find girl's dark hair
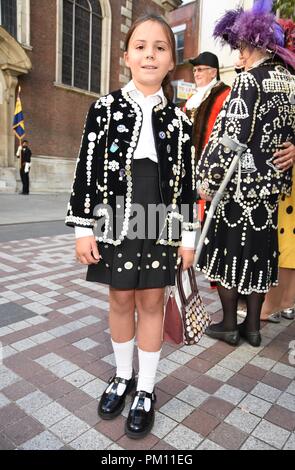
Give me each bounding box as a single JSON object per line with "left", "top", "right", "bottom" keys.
{"left": 124, "top": 14, "right": 176, "bottom": 102}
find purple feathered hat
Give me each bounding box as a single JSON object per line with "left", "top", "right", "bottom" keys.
{"left": 213, "top": 0, "right": 295, "bottom": 69}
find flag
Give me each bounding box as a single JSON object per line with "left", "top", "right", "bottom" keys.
{"left": 13, "top": 87, "right": 25, "bottom": 140}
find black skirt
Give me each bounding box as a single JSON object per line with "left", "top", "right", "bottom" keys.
{"left": 87, "top": 159, "right": 178, "bottom": 289}
{"left": 195, "top": 195, "right": 279, "bottom": 295}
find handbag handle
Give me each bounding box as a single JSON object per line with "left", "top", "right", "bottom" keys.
{"left": 176, "top": 262, "right": 198, "bottom": 305}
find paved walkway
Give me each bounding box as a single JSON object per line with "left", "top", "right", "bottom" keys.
{"left": 0, "top": 193, "right": 69, "bottom": 225}
{"left": 0, "top": 233, "right": 295, "bottom": 450}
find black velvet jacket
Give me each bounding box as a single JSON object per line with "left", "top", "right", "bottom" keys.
{"left": 66, "top": 89, "right": 198, "bottom": 246}
{"left": 197, "top": 61, "right": 294, "bottom": 201}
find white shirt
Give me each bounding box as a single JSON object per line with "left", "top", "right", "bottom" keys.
{"left": 75, "top": 81, "right": 196, "bottom": 248}
{"left": 123, "top": 80, "right": 165, "bottom": 163}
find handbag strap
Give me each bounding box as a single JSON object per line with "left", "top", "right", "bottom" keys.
{"left": 176, "top": 264, "right": 186, "bottom": 305}
{"left": 188, "top": 265, "right": 198, "bottom": 294}
{"left": 176, "top": 262, "right": 198, "bottom": 304}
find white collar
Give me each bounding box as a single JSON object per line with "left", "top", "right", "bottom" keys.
{"left": 186, "top": 78, "right": 218, "bottom": 110}
{"left": 123, "top": 80, "right": 165, "bottom": 102}
{"left": 247, "top": 55, "right": 270, "bottom": 71}
{"left": 196, "top": 77, "right": 217, "bottom": 94}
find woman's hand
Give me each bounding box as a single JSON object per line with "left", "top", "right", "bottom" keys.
{"left": 178, "top": 247, "right": 195, "bottom": 271}
{"left": 274, "top": 142, "right": 295, "bottom": 171}
{"left": 198, "top": 189, "right": 212, "bottom": 202}
{"left": 75, "top": 236, "right": 101, "bottom": 265}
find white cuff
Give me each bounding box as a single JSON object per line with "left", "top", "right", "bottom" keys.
{"left": 24, "top": 162, "right": 31, "bottom": 173}
{"left": 181, "top": 230, "right": 196, "bottom": 249}
{"left": 75, "top": 226, "right": 94, "bottom": 239}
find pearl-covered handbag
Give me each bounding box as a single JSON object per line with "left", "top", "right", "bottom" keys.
{"left": 163, "top": 264, "right": 211, "bottom": 345}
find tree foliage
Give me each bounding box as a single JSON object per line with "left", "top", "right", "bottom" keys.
{"left": 274, "top": 0, "right": 295, "bottom": 20}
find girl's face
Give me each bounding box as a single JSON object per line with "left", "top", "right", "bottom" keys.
{"left": 124, "top": 20, "right": 174, "bottom": 95}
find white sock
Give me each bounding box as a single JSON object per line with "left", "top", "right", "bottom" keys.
{"left": 111, "top": 337, "right": 134, "bottom": 380}
{"left": 108, "top": 337, "right": 135, "bottom": 397}
{"left": 137, "top": 347, "right": 161, "bottom": 394}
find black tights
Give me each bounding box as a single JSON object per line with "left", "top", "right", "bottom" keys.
{"left": 244, "top": 291, "right": 265, "bottom": 331}
{"left": 212, "top": 285, "right": 265, "bottom": 332}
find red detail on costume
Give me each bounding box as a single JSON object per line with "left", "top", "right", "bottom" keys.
{"left": 204, "top": 88, "right": 231, "bottom": 147}
{"left": 198, "top": 199, "right": 206, "bottom": 222}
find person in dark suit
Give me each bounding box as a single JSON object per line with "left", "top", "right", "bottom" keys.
{"left": 17, "top": 139, "right": 32, "bottom": 194}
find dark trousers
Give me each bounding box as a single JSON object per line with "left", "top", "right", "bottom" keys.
{"left": 20, "top": 168, "right": 30, "bottom": 194}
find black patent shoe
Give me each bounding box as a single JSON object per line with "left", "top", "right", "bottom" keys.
{"left": 205, "top": 325, "right": 240, "bottom": 346}
{"left": 98, "top": 372, "right": 136, "bottom": 420}
{"left": 125, "top": 390, "right": 156, "bottom": 439}
{"left": 238, "top": 323, "right": 261, "bottom": 347}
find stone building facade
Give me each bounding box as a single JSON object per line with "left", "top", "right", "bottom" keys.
{"left": 0, "top": 0, "right": 181, "bottom": 193}
{"left": 169, "top": 0, "right": 200, "bottom": 91}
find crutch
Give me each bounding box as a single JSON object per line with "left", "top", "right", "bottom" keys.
{"left": 194, "top": 135, "right": 247, "bottom": 266}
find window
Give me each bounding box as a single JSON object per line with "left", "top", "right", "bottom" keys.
{"left": 175, "top": 31, "right": 185, "bottom": 65}
{"left": 0, "top": 0, "right": 17, "bottom": 39}
{"left": 62, "top": 0, "right": 102, "bottom": 93}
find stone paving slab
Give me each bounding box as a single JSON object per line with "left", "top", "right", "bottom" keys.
{"left": 0, "top": 233, "right": 294, "bottom": 450}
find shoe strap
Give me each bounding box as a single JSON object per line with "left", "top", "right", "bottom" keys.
{"left": 134, "top": 390, "right": 156, "bottom": 401}
{"left": 108, "top": 375, "right": 131, "bottom": 386}
{"left": 105, "top": 375, "right": 132, "bottom": 395}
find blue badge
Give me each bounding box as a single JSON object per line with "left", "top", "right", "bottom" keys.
{"left": 119, "top": 168, "right": 126, "bottom": 179}
{"left": 159, "top": 131, "right": 166, "bottom": 140}
{"left": 110, "top": 142, "right": 119, "bottom": 153}
{"left": 117, "top": 125, "right": 127, "bottom": 133}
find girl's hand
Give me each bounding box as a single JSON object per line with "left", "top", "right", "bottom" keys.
{"left": 274, "top": 142, "right": 295, "bottom": 171}
{"left": 75, "top": 236, "right": 101, "bottom": 265}
{"left": 178, "top": 247, "right": 195, "bottom": 271}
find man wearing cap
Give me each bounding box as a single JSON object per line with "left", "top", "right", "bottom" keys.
{"left": 185, "top": 51, "right": 230, "bottom": 162}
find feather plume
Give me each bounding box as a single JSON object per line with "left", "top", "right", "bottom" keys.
{"left": 213, "top": 0, "right": 294, "bottom": 68}
{"left": 234, "top": 11, "right": 285, "bottom": 49}
{"left": 252, "top": 0, "right": 274, "bottom": 15}
{"left": 213, "top": 8, "right": 243, "bottom": 47}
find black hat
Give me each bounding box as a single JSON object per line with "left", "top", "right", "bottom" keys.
{"left": 189, "top": 52, "right": 220, "bottom": 80}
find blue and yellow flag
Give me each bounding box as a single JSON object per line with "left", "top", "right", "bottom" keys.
{"left": 13, "top": 87, "right": 25, "bottom": 140}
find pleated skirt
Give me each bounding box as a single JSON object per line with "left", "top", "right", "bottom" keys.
{"left": 87, "top": 159, "right": 178, "bottom": 289}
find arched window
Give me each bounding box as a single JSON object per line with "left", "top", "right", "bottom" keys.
{"left": 62, "top": 0, "right": 102, "bottom": 93}
{"left": 0, "top": 0, "right": 17, "bottom": 39}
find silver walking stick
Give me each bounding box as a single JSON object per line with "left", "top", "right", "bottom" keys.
{"left": 194, "top": 135, "right": 247, "bottom": 266}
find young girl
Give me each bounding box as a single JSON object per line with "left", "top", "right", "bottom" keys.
{"left": 66, "top": 14, "right": 197, "bottom": 439}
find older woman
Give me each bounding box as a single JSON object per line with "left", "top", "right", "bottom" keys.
{"left": 196, "top": 0, "right": 295, "bottom": 347}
